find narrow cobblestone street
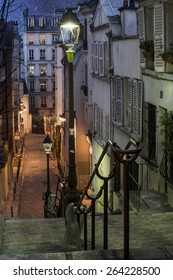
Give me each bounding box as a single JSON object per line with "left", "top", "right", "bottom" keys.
{"left": 4, "top": 134, "right": 58, "bottom": 219}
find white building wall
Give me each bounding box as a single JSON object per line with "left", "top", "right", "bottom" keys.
{"left": 113, "top": 38, "right": 140, "bottom": 79}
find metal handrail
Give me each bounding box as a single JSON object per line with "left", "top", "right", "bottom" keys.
{"left": 59, "top": 138, "right": 142, "bottom": 259}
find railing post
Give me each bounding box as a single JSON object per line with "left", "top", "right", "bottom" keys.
{"left": 113, "top": 140, "right": 142, "bottom": 260}
{"left": 103, "top": 179, "right": 108, "bottom": 249}
{"left": 91, "top": 200, "right": 95, "bottom": 250}
{"left": 123, "top": 159, "right": 130, "bottom": 260}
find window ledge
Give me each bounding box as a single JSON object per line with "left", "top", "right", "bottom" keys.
{"left": 142, "top": 68, "right": 173, "bottom": 81}
{"left": 112, "top": 121, "right": 141, "bottom": 142}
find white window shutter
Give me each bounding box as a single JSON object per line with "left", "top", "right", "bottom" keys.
{"left": 132, "top": 79, "right": 138, "bottom": 135}
{"left": 91, "top": 42, "right": 94, "bottom": 73}
{"left": 112, "top": 76, "right": 116, "bottom": 121}
{"left": 128, "top": 78, "right": 133, "bottom": 130}
{"left": 95, "top": 42, "right": 99, "bottom": 74}
{"left": 104, "top": 42, "right": 109, "bottom": 76}
{"left": 116, "top": 76, "right": 123, "bottom": 125}
{"left": 99, "top": 42, "right": 104, "bottom": 76}
{"left": 138, "top": 8, "right": 146, "bottom": 68}
{"left": 154, "top": 3, "right": 165, "bottom": 72}
{"left": 132, "top": 79, "right": 143, "bottom": 139}
{"left": 137, "top": 80, "right": 143, "bottom": 138}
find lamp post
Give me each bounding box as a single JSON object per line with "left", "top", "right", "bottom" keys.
{"left": 43, "top": 134, "right": 52, "bottom": 217}
{"left": 60, "top": 9, "right": 80, "bottom": 205}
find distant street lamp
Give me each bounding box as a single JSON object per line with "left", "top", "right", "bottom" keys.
{"left": 60, "top": 9, "right": 80, "bottom": 205}
{"left": 43, "top": 134, "right": 52, "bottom": 217}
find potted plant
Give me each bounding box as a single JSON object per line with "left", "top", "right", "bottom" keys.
{"left": 139, "top": 40, "right": 154, "bottom": 61}
{"left": 159, "top": 44, "right": 173, "bottom": 64}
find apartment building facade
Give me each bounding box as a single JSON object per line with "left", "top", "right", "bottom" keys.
{"left": 81, "top": 0, "right": 173, "bottom": 211}
{"left": 23, "top": 9, "right": 61, "bottom": 132}
{"left": 138, "top": 0, "right": 173, "bottom": 207}
{"left": 0, "top": 20, "right": 25, "bottom": 211}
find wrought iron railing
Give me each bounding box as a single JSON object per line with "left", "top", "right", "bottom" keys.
{"left": 56, "top": 139, "right": 141, "bottom": 259}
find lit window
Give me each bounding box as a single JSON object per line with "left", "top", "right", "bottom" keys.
{"left": 29, "top": 65, "right": 34, "bottom": 76}
{"left": 29, "top": 34, "right": 34, "bottom": 45}
{"left": 40, "top": 65, "right": 46, "bottom": 76}
{"left": 39, "top": 17, "right": 46, "bottom": 27}
{"left": 40, "top": 34, "right": 45, "bottom": 44}
{"left": 28, "top": 17, "right": 34, "bottom": 27}
{"left": 40, "top": 81, "right": 46, "bottom": 91}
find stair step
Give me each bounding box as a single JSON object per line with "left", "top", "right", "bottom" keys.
{"left": 1, "top": 217, "right": 66, "bottom": 255}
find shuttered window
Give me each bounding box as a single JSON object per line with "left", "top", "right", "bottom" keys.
{"left": 138, "top": 8, "right": 146, "bottom": 67}
{"left": 91, "top": 42, "right": 98, "bottom": 74}
{"left": 112, "top": 77, "right": 116, "bottom": 121}
{"left": 132, "top": 79, "right": 143, "bottom": 138}
{"left": 94, "top": 42, "right": 99, "bottom": 74}
{"left": 113, "top": 77, "right": 143, "bottom": 139}
{"left": 112, "top": 76, "right": 123, "bottom": 125}
{"left": 133, "top": 79, "right": 138, "bottom": 135}
{"left": 115, "top": 76, "right": 123, "bottom": 125}
{"left": 104, "top": 42, "right": 109, "bottom": 76}
{"left": 99, "top": 42, "right": 104, "bottom": 76}
{"left": 92, "top": 40, "right": 109, "bottom": 77}
{"left": 128, "top": 79, "right": 133, "bottom": 129}
{"left": 91, "top": 42, "right": 94, "bottom": 73}
{"left": 154, "top": 3, "right": 165, "bottom": 72}
{"left": 127, "top": 79, "right": 143, "bottom": 139}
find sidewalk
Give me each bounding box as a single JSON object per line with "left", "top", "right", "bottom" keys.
{"left": 4, "top": 134, "right": 58, "bottom": 219}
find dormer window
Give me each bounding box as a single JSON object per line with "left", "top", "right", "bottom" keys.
{"left": 28, "top": 17, "right": 34, "bottom": 28}
{"left": 39, "top": 17, "right": 46, "bottom": 27}
{"left": 51, "top": 17, "right": 57, "bottom": 26}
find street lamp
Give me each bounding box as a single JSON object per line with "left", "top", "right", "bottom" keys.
{"left": 43, "top": 134, "right": 52, "bottom": 216}
{"left": 60, "top": 9, "right": 80, "bottom": 204}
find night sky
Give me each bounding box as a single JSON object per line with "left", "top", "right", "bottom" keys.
{"left": 0, "top": 0, "right": 91, "bottom": 33}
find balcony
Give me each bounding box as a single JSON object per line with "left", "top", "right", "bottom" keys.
{"left": 40, "top": 40, "right": 46, "bottom": 45}
{"left": 40, "top": 72, "right": 46, "bottom": 76}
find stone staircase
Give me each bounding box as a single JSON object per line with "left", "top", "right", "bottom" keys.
{"left": 0, "top": 215, "right": 66, "bottom": 257}
{"left": 1, "top": 209, "right": 173, "bottom": 260}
